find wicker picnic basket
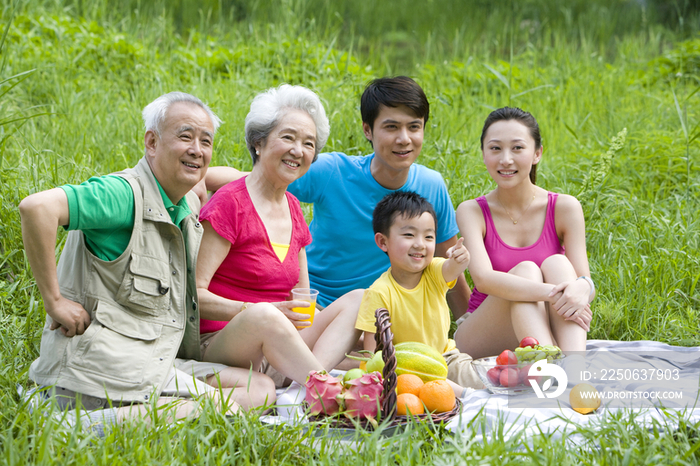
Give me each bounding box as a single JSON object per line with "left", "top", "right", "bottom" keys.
{"left": 307, "top": 307, "right": 462, "bottom": 429}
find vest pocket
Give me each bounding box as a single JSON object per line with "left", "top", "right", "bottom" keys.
{"left": 116, "top": 254, "right": 171, "bottom": 316}
{"left": 69, "top": 300, "right": 163, "bottom": 384}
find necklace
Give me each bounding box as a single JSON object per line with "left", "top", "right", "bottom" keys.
{"left": 497, "top": 190, "right": 536, "bottom": 225}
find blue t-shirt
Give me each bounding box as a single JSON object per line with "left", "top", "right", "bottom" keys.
{"left": 288, "top": 152, "right": 458, "bottom": 307}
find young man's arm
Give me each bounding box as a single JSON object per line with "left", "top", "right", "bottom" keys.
{"left": 436, "top": 235, "right": 471, "bottom": 319}
{"left": 19, "top": 189, "right": 91, "bottom": 337}
{"left": 204, "top": 166, "right": 248, "bottom": 193}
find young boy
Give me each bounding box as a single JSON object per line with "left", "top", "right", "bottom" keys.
{"left": 355, "top": 191, "right": 484, "bottom": 396}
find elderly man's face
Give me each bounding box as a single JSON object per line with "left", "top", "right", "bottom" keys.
{"left": 145, "top": 102, "right": 214, "bottom": 203}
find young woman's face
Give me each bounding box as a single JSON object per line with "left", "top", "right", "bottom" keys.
{"left": 482, "top": 119, "right": 542, "bottom": 187}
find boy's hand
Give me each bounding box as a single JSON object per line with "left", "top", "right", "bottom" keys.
{"left": 445, "top": 237, "right": 469, "bottom": 265}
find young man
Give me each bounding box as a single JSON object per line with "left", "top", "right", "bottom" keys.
{"left": 205, "top": 76, "right": 470, "bottom": 316}
{"left": 19, "top": 92, "right": 275, "bottom": 434}
{"left": 355, "top": 191, "right": 483, "bottom": 396}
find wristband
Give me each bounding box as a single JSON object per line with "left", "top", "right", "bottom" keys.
{"left": 577, "top": 276, "right": 595, "bottom": 302}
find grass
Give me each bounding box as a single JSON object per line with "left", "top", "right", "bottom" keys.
{"left": 1, "top": 0, "right": 700, "bottom": 463}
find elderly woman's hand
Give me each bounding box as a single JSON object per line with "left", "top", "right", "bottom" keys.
{"left": 271, "top": 300, "right": 313, "bottom": 329}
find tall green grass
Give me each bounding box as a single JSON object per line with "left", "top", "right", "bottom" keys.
{"left": 1, "top": 0, "right": 699, "bottom": 463}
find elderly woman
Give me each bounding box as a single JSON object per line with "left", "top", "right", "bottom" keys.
{"left": 196, "top": 85, "right": 362, "bottom": 389}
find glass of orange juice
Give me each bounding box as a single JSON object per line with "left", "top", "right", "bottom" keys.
{"left": 291, "top": 288, "right": 319, "bottom": 327}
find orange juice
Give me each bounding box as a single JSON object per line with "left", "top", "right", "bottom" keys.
{"left": 291, "top": 300, "right": 316, "bottom": 325}
{"left": 291, "top": 288, "right": 319, "bottom": 327}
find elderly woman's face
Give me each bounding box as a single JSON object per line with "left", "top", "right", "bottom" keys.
{"left": 255, "top": 109, "right": 317, "bottom": 185}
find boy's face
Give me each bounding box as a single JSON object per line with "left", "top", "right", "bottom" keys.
{"left": 376, "top": 212, "right": 436, "bottom": 279}
{"left": 363, "top": 105, "right": 424, "bottom": 175}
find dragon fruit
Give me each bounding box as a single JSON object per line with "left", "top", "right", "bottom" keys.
{"left": 304, "top": 370, "right": 343, "bottom": 415}
{"left": 340, "top": 371, "right": 384, "bottom": 420}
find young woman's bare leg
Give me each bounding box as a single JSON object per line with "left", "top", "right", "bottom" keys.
{"left": 455, "top": 261, "right": 553, "bottom": 359}
{"left": 540, "top": 254, "right": 587, "bottom": 351}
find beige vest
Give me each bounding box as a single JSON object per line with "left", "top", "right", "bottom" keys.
{"left": 29, "top": 157, "right": 203, "bottom": 402}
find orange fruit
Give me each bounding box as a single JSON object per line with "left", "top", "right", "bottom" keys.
{"left": 419, "top": 380, "right": 456, "bottom": 413}
{"left": 396, "top": 393, "right": 425, "bottom": 415}
{"left": 396, "top": 374, "right": 424, "bottom": 396}
{"left": 569, "top": 383, "right": 601, "bottom": 414}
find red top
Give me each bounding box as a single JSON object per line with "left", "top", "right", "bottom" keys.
{"left": 199, "top": 177, "right": 313, "bottom": 333}
{"left": 468, "top": 192, "right": 565, "bottom": 313}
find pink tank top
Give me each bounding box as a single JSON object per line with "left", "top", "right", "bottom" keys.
{"left": 467, "top": 192, "right": 565, "bottom": 313}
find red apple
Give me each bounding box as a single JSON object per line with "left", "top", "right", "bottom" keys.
{"left": 520, "top": 364, "right": 542, "bottom": 385}
{"left": 519, "top": 337, "right": 539, "bottom": 348}
{"left": 499, "top": 368, "right": 519, "bottom": 387}
{"left": 487, "top": 367, "right": 502, "bottom": 386}
{"left": 496, "top": 349, "right": 518, "bottom": 366}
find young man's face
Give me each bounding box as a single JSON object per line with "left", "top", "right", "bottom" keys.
{"left": 376, "top": 212, "right": 436, "bottom": 281}
{"left": 363, "top": 105, "right": 424, "bottom": 175}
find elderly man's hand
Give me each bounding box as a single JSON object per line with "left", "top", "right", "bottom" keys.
{"left": 46, "top": 297, "right": 92, "bottom": 337}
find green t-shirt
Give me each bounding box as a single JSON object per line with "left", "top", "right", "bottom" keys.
{"left": 61, "top": 174, "right": 191, "bottom": 261}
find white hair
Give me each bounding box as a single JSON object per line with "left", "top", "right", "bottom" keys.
{"left": 142, "top": 92, "right": 221, "bottom": 135}
{"left": 244, "top": 84, "right": 330, "bottom": 164}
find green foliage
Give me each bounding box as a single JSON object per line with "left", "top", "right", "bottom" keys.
{"left": 579, "top": 127, "right": 627, "bottom": 203}
{"left": 1, "top": 0, "right": 700, "bottom": 462}
{"left": 650, "top": 35, "right": 700, "bottom": 84}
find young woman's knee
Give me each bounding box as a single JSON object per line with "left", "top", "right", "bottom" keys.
{"left": 540, "top": 254, "right": 576, "bottom": 280}
{"left": 509, "top": 260, "right": 543, "bottom": 281}
{"left": 541, "top": 254, "right": 572, "bottom": 270}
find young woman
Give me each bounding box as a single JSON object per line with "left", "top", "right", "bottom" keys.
{"left": 454, "top": 107, "right": 593, "bottom": 359}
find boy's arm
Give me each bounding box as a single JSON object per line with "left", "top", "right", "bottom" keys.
{"left": 436, "top": 236, "right": 471, "bottom": 318}
{"left": 441, "top": 237, "right": 470, "bottom": 282}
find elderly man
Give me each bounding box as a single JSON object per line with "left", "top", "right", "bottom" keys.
{"left": 19, "top": 92, "right": 275, "bottom": 433}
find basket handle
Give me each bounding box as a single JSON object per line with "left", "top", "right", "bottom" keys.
{"left": 374, "top": 307, "right": 397, "bottom": 420}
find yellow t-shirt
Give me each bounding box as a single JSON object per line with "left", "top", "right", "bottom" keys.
{"left": 355, "top": 257, "right": 457, "bottom": 353}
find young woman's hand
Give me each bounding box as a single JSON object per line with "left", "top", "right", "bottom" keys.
{"left": 570, "top": 305, "right": 592, "bottom": 331}
{"left": 548, "top": 279, "right": 592, "bottom": 328}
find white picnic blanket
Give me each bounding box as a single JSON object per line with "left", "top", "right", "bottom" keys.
{"left": 266, "top": 340, "right": 700, "bottom": 440}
